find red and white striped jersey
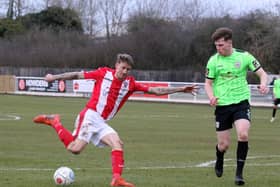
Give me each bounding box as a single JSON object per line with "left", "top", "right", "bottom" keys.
{"left": 84, "top": 67, "right": 149, "bottom": 120}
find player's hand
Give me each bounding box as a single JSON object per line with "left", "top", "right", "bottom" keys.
{"left": 45, "top": 74, "right": 55, "bottom": 82}
{"left": 258, "top": 84, "right": 269, "bottom": 95}
{"left": 209, "top": 97, "right": 218, "bottom": 106}
{"left": 183, "top": 84, "right": 199, "bottom": 96}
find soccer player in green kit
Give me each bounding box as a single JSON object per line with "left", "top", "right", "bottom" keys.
{"left": 271, "top": 78, "right": 280, "bottom": 122}
{"left": 205, "top": 27, "right": 269, "bottom": 185}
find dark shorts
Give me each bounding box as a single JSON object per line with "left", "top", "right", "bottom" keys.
{"left": 274, "top": 98, "right": 280, "bottom": 106}
{"left": 215, "top": 100, "right": 251, "bottom": 131}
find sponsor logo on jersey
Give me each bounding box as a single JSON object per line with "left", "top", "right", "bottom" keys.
{"left": 123, "top": 80, "right": 129, "bottom": 88}
{"left": 235, "top": 62, "right": 241, "bottom": 68}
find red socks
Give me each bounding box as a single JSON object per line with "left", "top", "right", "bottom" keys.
{"left": 52, "top": 122, "right": 74, "bottom": 147}
{"left": 111, "top": 150, "right": 124, "bottom": 179}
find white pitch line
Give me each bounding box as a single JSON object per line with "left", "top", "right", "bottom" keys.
{"left": 0, "top": 168, "right": 54, "bottom": 171}
{"left": 0, "top": 114, "right": 21, "bottom": 121}
{"left": 195, "top": 155, "right": 280, "bottom": 168}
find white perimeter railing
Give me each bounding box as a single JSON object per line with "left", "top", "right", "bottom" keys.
{"left": 12, "top": 77, "right": 275, "bottom": 107}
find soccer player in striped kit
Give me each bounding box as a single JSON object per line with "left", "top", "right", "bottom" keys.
{"left": 33, "top": 53, "right": 198, "bottom": 187}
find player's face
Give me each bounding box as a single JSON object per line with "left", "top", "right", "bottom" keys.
{"left": 214, "top": 38, "right": 232, "bottom": 56}
{"left": 115, "top": 61, "right": 132, "bottom": 80}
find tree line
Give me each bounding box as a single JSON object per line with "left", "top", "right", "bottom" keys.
{"left": 0, "top": 1, "right": 279, "bottom": 78}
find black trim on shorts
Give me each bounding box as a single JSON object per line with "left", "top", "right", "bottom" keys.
{"left": 274, "top": 98, "right": 280, "bottom": 106}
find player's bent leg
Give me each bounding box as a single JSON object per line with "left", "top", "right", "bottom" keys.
{"left": 215, "top": 145, "right": 224, "bottom": 177}
{"left": 33, "top": 114, "right": 74, "bottom": 147}
{"left": 67, "top": 139, "right": 88, "bottom": 155}
{"left": 235, "top": 119, "right": 250, "bottom": 142}
{"left": 33, "top": 114, "right": 60, "bottom": 126}
{"left": 235, "top": 175, "right": 245, "bottom": 186}
{"left": 271, "top": 106, "right": 277, "bottom": 122}
{"left": 101, "top": 133, "right": 135, "bottom": 187}
{"left": 234, "top": 120, "right": 250, "bottom": 186}
{"left": 110, "top": 177, "right": 135, "bottom": 187}
{"left": 101, "top": 133, "right": 123, "bottom": 150}
{"left": 215, "top": 130, "right": 230, "bottom": 178}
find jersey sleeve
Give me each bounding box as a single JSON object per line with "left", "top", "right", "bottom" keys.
{"left": 134, "top": 82, "right": 149, "bottom": 92}
{"left": 245, "top": 52, "right": 261, "bottom": 72}
{"left": 206, "top": 57, "right": 216, "bottom": 79}
{"left": 84, "top": 68, "right": 103, "bottom": 80}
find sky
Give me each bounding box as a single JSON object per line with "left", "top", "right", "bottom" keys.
{"left": 0, "top": 0, "right": 279, "bottom": 17}
{"left": 227, "top": 0, "right": 279, "bottom": 14}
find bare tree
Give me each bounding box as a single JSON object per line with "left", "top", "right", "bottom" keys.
{"left": 273, "top": 3, "right": 280, "bottom": 16}
{"left": 16, "top": 0, "right": 22, "bottom": 16}
{"left": 74, "top": 0, "right": 99, "bottom": 36}
{"left": 99, "top": 0, "right": 128, "bottom": 40}
{"left": 42, "top": 0, "right": 64, "bottom": 8}
{"left": 6, "top": 0, "right": 25, "bottom": 18}
{"left": 6, "top": 0, "right": 14, "bottom": 18}
{"left": 87, "top": 0, "right": 99, "bottom": 36}
{"left": 133, "top": 0, "right": 172, "bottom": 19}
{"left": 174, "top": 0, "right": 209, "bottom": 29}
{"left": 207, "top": 0, "right": 231, "bottom": 17}
{"left": 43, "top": 0, "right": 50, "bottom": 8}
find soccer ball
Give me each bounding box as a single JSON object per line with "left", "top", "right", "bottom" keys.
{"left": 53, "top": 166, "right": 75, "bottom": 185}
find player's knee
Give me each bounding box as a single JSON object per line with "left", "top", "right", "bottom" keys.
{"left": 111, "top": 139, "right": 123, "bottom": 150}
{"left": 238, "top": 132, "right": 248, "bottom": 141}
{"left": 67, "top": 147, "right": 82, "bottom": 155}
{"left": 219, "top": 142, "right": 229, "bottom": 151}
{"left": 66, "top": 139, "right": 87, "bottom": 155}
{"left": 118, "top": 139, "right": 124, "bottom": 147}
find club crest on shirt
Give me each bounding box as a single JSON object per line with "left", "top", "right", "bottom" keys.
{"left": 123, "top": 80, "right": 129, "bottom": 88}
{"left": 234, "top": 62, "right": 241, "bottom": 68}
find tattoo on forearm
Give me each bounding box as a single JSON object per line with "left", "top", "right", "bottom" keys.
{"left": 157, "top": 87, "right": 179, "bottom": 94}
{"left": 57, "top": 72, "right": 79, "bottom": 80}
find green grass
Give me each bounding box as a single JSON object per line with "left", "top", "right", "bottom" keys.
{"left": 0, "top": 94, "right": 279, "bottom": 187}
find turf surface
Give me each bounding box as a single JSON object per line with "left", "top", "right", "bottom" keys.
{"left": 0, "top": 94, "right": 279, "bottom": 187}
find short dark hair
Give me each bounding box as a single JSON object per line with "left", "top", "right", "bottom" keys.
{"left": 116, "top": 53, "right": 134, "bottom": 66}
{"left": 211, "top": 27, "right": 233, "bottom": 42}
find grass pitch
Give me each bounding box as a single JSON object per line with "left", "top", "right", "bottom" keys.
{"left": 0, "top": 94, "right": 279, "bottom": 187}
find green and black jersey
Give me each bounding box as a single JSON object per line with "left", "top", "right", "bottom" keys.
{"left": 206, "top": 48, "right": 261, "bottom": 106}
{"left": 273, "top": 79, "right": 280, "bottom": 99}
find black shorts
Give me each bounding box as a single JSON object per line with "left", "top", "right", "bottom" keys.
{"left": 274, "top": 98, "right": 280, "bottom": 106}
{"left": 215, "top": 100, "right": 251, "bottom": 131}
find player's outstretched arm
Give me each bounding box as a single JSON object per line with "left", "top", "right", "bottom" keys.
{"left": 45, "top": 72, "right": 84, "bottom": 82}
{"left": 182, "top": 84, "right": 199, "bottom": 96}
{"left": 148, "top": 84, "right": 199, "bottom": 96}
{"left": 255, "top": 68, "right": 269, "bottom": 95}
{"left": 205, "top": 79, "right": 218, "bottom": 106}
